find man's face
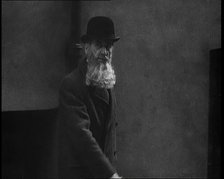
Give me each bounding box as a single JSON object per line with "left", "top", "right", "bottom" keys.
{"left": 85, "top": 40, "right": 116, "bottom": 89}
{"left": 87, "top": 40, "right": 113, "bottom": 64}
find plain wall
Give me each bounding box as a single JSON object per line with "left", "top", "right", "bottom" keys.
{"left": 2, "top": 1, "right": 72, "bottom": 111}
{"left": 79, "top": 0, "right": 221, "bottom": 178}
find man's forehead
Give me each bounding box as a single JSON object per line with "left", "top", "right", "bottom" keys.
{"left": 93, "top": 39, "right": 114, "bottom": 45}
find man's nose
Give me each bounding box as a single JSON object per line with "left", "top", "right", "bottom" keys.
{"left": 100, "top": 47, "right": 109, "bottom": 56}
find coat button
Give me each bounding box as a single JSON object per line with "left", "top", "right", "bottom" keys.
{"left": 115, "top": 122, "right": 118, "bottom": 127}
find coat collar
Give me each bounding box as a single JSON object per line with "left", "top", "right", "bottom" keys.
{"left": 90, "top": 86, "right": 110, "bottom": 105}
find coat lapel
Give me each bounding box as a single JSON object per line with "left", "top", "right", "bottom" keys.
{"left": 107, "top": 88, "right": 116, "bottom": 128}
{"left": 103, "top": 88, "right": 117, "bottom": 163}
{"left": 92, "top": 87, "right": 110, "bottom": 105}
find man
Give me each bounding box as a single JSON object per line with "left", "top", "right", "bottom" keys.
{"left": 57, "top": 16, "right": 122, "bottom": 179}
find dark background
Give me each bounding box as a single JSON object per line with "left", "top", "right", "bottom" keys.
{"left": 2, "top": 1, "right": 221, "bottom": 178}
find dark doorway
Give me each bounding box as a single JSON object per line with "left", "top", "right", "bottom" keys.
{"left": 2, "top": 108, "right": 59, "bottom": 178}
{"left": 207, "top": 48, "right": 221, "bottom": 179}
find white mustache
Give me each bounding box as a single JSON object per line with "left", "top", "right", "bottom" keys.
{"left": 97, "top": 55, "right": 110, "bottom": 61}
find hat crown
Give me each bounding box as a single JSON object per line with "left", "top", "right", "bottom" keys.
{"left": 86, "top": 16, "right": 116, "bottom": 40}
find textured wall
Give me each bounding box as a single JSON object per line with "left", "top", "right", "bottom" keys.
{"left": 79, "top": 0, "right": 221, "bottom": 177}
{"left": 2, "top": 1, "right": 71, "bottom": 111}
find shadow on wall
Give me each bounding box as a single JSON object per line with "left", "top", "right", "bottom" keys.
{"left": 2, "top": 108, "right": 59, "bottom": 178}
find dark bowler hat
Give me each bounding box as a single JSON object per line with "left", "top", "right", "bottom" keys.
{"left": 81, "top": 16, "right": 120, "bottom": 43}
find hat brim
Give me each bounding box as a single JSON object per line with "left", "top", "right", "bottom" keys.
{"left": 81, "top": 35, "right": 120, "bottom": 43}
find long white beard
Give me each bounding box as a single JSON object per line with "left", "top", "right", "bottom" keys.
{"left": 86, "top": 61, "right": 116, "bottom": 89}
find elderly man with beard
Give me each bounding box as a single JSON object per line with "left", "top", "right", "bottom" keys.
{"left": 57, "top": 16, "right": 122, "bottom": 179}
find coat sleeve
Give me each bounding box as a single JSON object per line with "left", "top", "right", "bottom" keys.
{"left": 58, "top": 78, "right": 116, "bottom": 178}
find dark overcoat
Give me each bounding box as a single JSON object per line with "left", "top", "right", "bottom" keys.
{"left": 57, "top": 58, "right": 118, "bottom": 179}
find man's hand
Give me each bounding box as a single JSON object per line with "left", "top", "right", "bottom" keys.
{"left": 110, "top": 172, "right": 122, "bottom": 179}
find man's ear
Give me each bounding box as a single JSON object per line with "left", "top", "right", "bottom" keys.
{"left": 84, "top": 43, "right": 90, "bottom": 54}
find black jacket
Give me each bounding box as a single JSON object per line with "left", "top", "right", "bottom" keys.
{"left": 57, "top": 58, "right": 118, "bottom": 178}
